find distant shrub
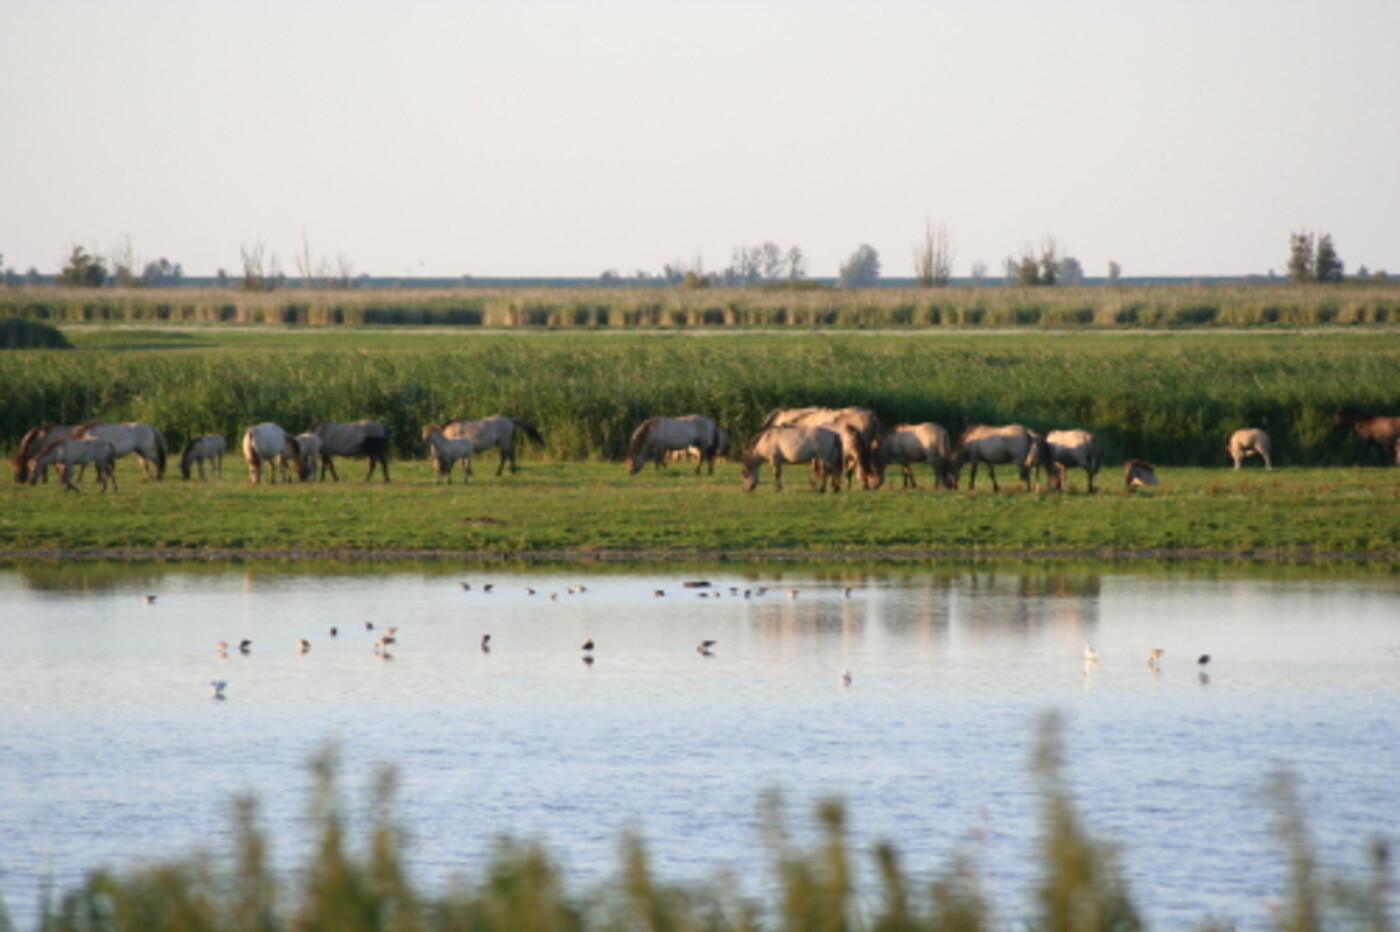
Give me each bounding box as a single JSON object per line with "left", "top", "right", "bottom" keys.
{"left": 0, "top": 317, "right": 72, "bottom": 349}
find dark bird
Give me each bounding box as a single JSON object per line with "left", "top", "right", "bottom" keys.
{"left": 1197, "top": 654, "right": 1211, "bottom": 667}
{"left": 653, "top": 589, "right": 665, "bottom": 598}
{"left": 583, "top": 654, "right": 595, "bottom": 667}
{"left": 460, "top": 582, "right": 471, "bottom": 591}
{"left": 239, "top": 639, "right": 252, "bottom": 654}
{"left": 483, "top": 584, "right": 494, "bottom": 593}
{"left": 329, "top": 626, "right": 338, "bottom": 638}
{"left": 698, "top": 640, "right": 716, "bottom": 655}
{"left": 481, "top": 634, "right": 492, "bottom": 650}
{"left": 296, "top": 638, "right": 311, "bottom": 653}
{"left": 582, "top": 638, "right": 595, "bottom": 652}
{"left": 142, "top": 594, "right": 157, "bottom": 605}
{"left": 209, "top": 680, "right": 227, "bottom": 699}
{"left": 365, "top": 621, "right": 375, "bottom": 631}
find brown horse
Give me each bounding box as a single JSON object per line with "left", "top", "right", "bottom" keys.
{"left": 951, "top": 424, "right": 1045, "bottom": 492}
{"left": 1046, "top": 429, "right": 1102, "bottom": 492}
{"left": 762, "top": 406, "right": 882, "bottom": 489}
{"left": 1333, "top": 408, "right": 1400, "bottom": 465}
{"left": 11, "top": 423, "right": 80, "bottom": 484}
{"left": 741, "top": 424, "right": 845, "bottom": 493}
{"left": 880, "top": 423, "right": 955, "bottom": 489}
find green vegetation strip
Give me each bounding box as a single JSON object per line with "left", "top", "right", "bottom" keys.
{"left": 2, "top": 464, "right": 1396, "bottom": 560}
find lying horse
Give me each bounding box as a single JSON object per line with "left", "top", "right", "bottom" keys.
{"left": 308, "top": 420, "right": 391, "bottom": 481}
{"left": 180, "top": 434, "right": 227, "bottom": 480}
{"left": 438, "top": 416, "right": 544, "bottom": 477}
{"left": 1227, "top": 428, "right": 1272, "bottom": 470}
{"left": 880, "top": 423, "right": 955, "bottom": 489}
{"left": 1333, "top": 407, "right": 1400, "bottom": 465}
{"left": 628, "top": 415, "right": 724, "bottom": 475}
{"left": 763, "top": 406, "right": 882, "bottom": 489}
{"left": 12, "top": 423, "right": 80, "bottom": 484}
{"left": 741, "top": 424, "right": 846, "bottom": 493}
{"left": 243, "top": 423, "right": 306, "bottom": 484}
{"left": 1124, "top": 459, "right": 1159, "bottom": 491}
{"left": 27, "top": 437, "right": 118, "bottom": 492}
{"left": 422, "top": 425, "right": 475, "bottom": 483}
{"left": 1046, "top": 429, "right": 1102, "bottom": 492}
{"left": 952, "top": 424, "right": 1042, "bottom": 492}
{"left": 73, "top": 420, "right": 168, "bottom": 480}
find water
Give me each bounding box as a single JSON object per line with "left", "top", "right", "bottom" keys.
{"left": 1, "top": 562, "right": 1397, "bottom": 929}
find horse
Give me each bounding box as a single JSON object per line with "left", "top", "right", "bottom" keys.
{"left": 11, "top": 423, "right": 81, "bottom": 484}
{"left": 308, "top": 420, "right": 391, "bottom": 481}
{"left": 437, "top": 416, "right": 544, "bottom": 476}
{"left": 282, "top": 432, "right": 322, "bottom": 482}
{"left": 242, "top": 423, "right": 306, "bottom": 485}
{"left": 72, "top": 420, "right": 168, "bottom": 480}
{"left": 951, "top": 424, "right": 1042, "bottom": 492}
{"left": 1227, "top": 428, "right": 1272, "bottom": 471}
{"left": 1046, "top": 429, "right": 1103, "bottom": 492}
{"left": 1124, "top": 459, "right": 1159, "bottom": 491}
{"left": 180, "top": 434, "right": 227, "bottom": 480}
{"left": 880, "top": 423, "right": 955, "bottom": 489}
{"left": 422, "top": 425, "right": 475, "bottom": 483}
{"left": 27, "top": 437, "right": 118, "bottom": 492}
{"left": 762, "top": 406, "right": 882, "bottom": 489}
{"left": 627, "top": 415, "right": 723, "bottom": 475}
{"left": 740, "top": 424, "right": 845, "bottom": 493}
{"left": 1332, "top": 407, "right": 1400, "bottom": 465}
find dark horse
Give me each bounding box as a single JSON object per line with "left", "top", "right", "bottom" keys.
{"left": 1333, "top": 407, "right": 1400, "bottom": 465}
{"left": 308, "top": 420, "right": 392, "bottom": 481}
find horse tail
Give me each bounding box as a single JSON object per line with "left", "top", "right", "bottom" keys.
{"left": 153, "top": 427, "right": 168, "bottom": 479}
{"left": 512, "top": 418, "right": 545, "bottom": 445}
{"left": 180, "top": 438, "right": 196, "bottom": 479}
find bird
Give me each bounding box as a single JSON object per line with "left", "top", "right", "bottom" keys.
{"left": 216, "top": 641, "right": 229, "bottom": 656}
{"left": 788, "top": 589, "right": 799, "bottom": 599}
{"left": 365, "top": 621, "right": 375, "bottom": 631}
{"left": 209, "top": 680, "right": 227, "bottom": 699}
{"left": 460, "top": 582, "right": 471, "bottom": 591}
{"left": 1147, "top": 648, "right": 1165, "bottom": 670}
{"left": 1083, "top": 642, "right": 1100, "bottom": 664}
{"left": 526, "top": 588, "right": 536, "bottom": 596}
{"left": 238, "top": 639, "right": 252, "bottom": 654}
{"left": 583, "top": 654, "right": 595, "bottom": 667}
{"left": 1197, "top": 654, "right": 1211, "bottom": 667}
{"left": 374, "top": 636, "right": 394, "bottom": 653}
{"left": 328, "top": 626, "right": 338, "bottom": 638}
{"left": 582, "top": 638, "right": 595, "bottom": 652}
{"left": 483, "top": 584, "right": 493, "bottom": 593}
{"left": 839, "top": 669, "right": 853, "bottom": 687}
{"left": 142, "top": 595, "right": 157, "bottom": 605}
{"left": 296, "top": 638, "right": 311, "bottom": 653}
{"left": 481, "top": 634, "right": 492, "bottom": 651}
{"left": 844, "top": 587, "right": 853, "bottom": 598}
{"left": 385, "top": 626, "right": 399, "bottom": 637}
{"left": 653, "top": 589, "right": 665, "bottom": 598}
{"left": 697, "top": 639, "right": 716, "bottom": 655}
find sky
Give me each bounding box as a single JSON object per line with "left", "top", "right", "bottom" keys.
{"left": 3, "top": 1, "right": 1396, "bottom": 280}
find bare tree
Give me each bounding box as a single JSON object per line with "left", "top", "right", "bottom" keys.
{"left": 240, "top": 242, "right": 279, "bottom": 292}
{"left": 109, "top": 235, "right": 142, "bottom": 287}
{"left": 913, "top": 219, "right": 955, "bottom": 287}
{"left": 786, "top": 246, "right": 807, "bottom": 281}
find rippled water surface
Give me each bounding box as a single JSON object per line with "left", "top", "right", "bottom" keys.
{"left": 2, "top": 562, "right": 1398, "bottom": 929}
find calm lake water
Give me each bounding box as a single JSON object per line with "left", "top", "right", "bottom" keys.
{"left": 1, "top": 561, "right": 1397, "bottom": 929}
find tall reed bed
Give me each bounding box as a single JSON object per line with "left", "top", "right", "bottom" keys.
{"left": 2, "top": 332, "right": 1398, "bottom": 468}
{"left": 4, "top": 283, "right": 1400, "bottom": 329}
{"left": 22, "top": 722, "right": 1390, "bottom": 931}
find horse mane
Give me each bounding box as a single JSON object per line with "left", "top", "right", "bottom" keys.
{"left": 72, "top": 418, "right": 101, "bottom": 438}
{"left": 627, "top": 418, "right": 659, "bottom": 459}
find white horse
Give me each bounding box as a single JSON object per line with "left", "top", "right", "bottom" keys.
{"left": 180, "top": 434, "right": 227, "bottom": 480}
{"left": 1227, "top": 428, "right": 1272, "bottom": 470}
{"left": 438, "top": 416, "right": 544, "bottom": 476}
{"left": 627, "top": 415, "right": 724, "bottom": 475}
{"left": 242, "top": 423, "right": 305, "bottom": 485}
{"left": 73, "top": 420, "right": 168, "bottom": 479}
{"left": 1046, "top": 429, "right": 1103, "bottom": 493}
{"left": 741, "top": 424, "right": 846, "bottom": 493}
{"left": 881, "top": 423, "right": 954, "bottom": 489}
{"left": 422, "top": 425, "right": 475, "bottom": 483}
{"left": 27, "top": 437, "right": 118, "bottom": 492}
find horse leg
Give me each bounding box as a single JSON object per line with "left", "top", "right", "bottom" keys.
{"left": 496, "top": 447, "right": 509, "bottom": 476}
{"left": 987, "top": 464, "right": 1000, "bottom": 492}
{"left": 773, "top": 460, "right": 783, "bottom": 492}
{"left": 322, "top": 455, "right": 338, "bottom": 482}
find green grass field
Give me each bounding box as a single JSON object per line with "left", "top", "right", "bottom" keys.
{"left": 3, "top": 461, "right": 1396, "bottom": 560}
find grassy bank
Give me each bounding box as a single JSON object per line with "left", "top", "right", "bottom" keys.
{"left": 4, "top": 282, "right": 1400, "bottom": 329}
{"left": 16, "top": 727, "right": 1389, "bottom": 931}
{"left": 4, "top": 328, "right": 1400, "bottom": 469}
{"left": 2, "top": 463, "right": 1396, "bottom": 560}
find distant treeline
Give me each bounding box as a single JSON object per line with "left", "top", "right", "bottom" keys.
{"left": 3, "top": 282, "right": 1400, "bottom": 329}
{"left": 3, "top": 331, "right": 1397, "bottom": 469}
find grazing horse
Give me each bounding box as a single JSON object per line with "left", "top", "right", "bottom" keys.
{"left": 12, "top": 423, "right": 80, "bottom": 484}
{"left": 762, "top": 406, "right": 883, "bottom": 489}
{"left": 308, "top": 420, "right": 391, "bottom": 481}
{"left": 243, "top": 423, "right": 306, "bottom": 485}
{"left": 72, "top": 421, "right": 168, "bottom": 480}
{"left": 1046, "top": 429, "right": 1103, "bottom": 492}
{"left": 880, "top": 423, "right": 955, "bottom": 489}
{"left": 438, "top": 416, "right": 544, "bottom": 476}
{"left": 951, "top": 424, "right": 1040, "bottom": 492}
{"left": 282, "top": 432, "right": 322, "bottom": 482}
{"left": 1227, "top": 428, "right": 1272, "bottom": 471}
{"left": 1332, "top": 407, "right": 1400, "bottom": 465}
{"left": 422, "top": 425, "right": 475, "bottom": 483}
{"left": 741, "top": 424, "right": 845, "bottom": 493}
{"left": 180, "top": 434, "right": 227, "bottom": 480}
{"left": 628, "top": 415, "right": 724, "bottom": 475}
{"left": 1124, "top": 459, "right": 1159, "bottom": 491}
{"left": 27, "top": 437, "right": 118, "bottom": 492}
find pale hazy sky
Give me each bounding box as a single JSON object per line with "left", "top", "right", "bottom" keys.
{"left": 3, "top": 1, "right": 1396, "bottom": 279}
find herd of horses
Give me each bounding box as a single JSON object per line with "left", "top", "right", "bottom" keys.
{"left": 9, "top": 407, "right": 1400, "bottom": 493}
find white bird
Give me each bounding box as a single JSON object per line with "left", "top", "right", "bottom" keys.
{"left": 209, "top": 680, "right": 227, "bottom": 699}
{"left": 839, "top": 669, "right": 852, "bottom": 687}
{"left": 1147, "top": 648, "right": 1165, "bottom": 669}
{"left": 1083, "top": 642, "right": 1100, "bottom": 664}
